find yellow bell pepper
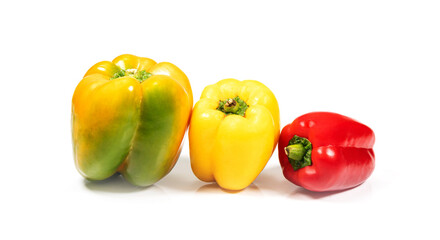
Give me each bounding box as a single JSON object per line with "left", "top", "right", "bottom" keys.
{"left": 189, "top": 78, "right": 280, "bottom": 190}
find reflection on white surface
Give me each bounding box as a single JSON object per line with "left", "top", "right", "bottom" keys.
{"left": 196, "top": 183, "right": 262, "bottom": 195}
{"left": 83, "top": 174, "right": 164, "bottom": 194}
{"left": 288, "top": 181, "right": 374, "bottom": 201}
{"left": 80, "top": 155, "right": 374, "bottom": 201}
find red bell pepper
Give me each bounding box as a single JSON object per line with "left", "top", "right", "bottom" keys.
{"left": 278, "top": 112, "right": 375, "bottom": 192}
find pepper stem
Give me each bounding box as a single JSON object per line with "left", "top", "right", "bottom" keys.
{"left": 223, "top": 99, "right": 239, "bottom": 113}
{"left": 285, "top": 135, "right": 313, "bottom": 170}
{"left": 285, "top": 144, "right": 306, "bottom": 161}
{"left": 110, "top": 68, "right": 152, "bottom": 83}
{"left": 217, "top": 96, "right": 248, "bottom": 117}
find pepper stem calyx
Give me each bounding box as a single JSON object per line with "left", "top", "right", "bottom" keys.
{"left": 110, "top": 68, "right": 152, "bottom": 83}
{"left": 285, "top": 135, "right": 313, "bottom": 170}
{"left": 217, "top": 96, "right": 248, "bottom": 117}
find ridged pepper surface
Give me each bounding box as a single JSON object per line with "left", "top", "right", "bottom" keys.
{"left": 189, "top": 79, "right": 279, "bottom": 190}
{"left": 72, "top": 54, "right": 192, "bottom": 186}
{"left": 279, "top": 112, "right": 375, "bottom": 192}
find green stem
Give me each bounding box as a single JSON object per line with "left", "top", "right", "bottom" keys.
{"left": 285, "top": 135, "right": 313, "bottom": 170}
{"left": 285, "top": 144, "right": 306, "bottom": 161}
{"left": 223, "top": 99, "right": 239, "bottom": 113}
{"left": 217, "top": 96, "right": 248, "bottom": 117}
{"left": 110, "top": 68, "right": 152, "bottom": 83}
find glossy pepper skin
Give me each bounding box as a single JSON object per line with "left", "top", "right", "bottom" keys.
{"left": 189, "top": 79, "right": 280, "bottom": 191}
{"left": 278, "top": 112, "right": 375, "bottom": 192}
{"left": 72, "top": 54, "right": 192, "bottom": 186}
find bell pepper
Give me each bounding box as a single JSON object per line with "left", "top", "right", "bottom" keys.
{"left": 278, "top": 112, "right": 375, "bottom": 192}
{"left": 71, "top": 54, "right": 192, "bottom": 187}
{"left": 189, "top": 78, "right": 280, "bottom": 191}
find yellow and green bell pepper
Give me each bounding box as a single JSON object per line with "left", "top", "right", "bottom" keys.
{"left": 189, "top": 79, "right": 280, "bottom": 190}
{"left": 71, "top": 54, "right": 192, "bottom": 186}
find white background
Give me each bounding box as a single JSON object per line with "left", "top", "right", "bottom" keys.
{"left": 1, "top": 0, "right": 439, "bottom": 239}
